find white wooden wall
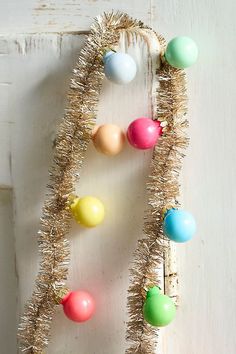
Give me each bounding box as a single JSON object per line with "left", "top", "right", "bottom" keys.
{"left": 0, "top": 1, "right": 236, "bottom": 353}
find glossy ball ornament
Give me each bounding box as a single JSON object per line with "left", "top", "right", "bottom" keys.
{"left": 70, "top": 196, "right": 105, "bottom": 228}
{"left": 61, "top": 290, "right": 95, "bottom": 323}
{"left": 103, "top": 51, "right": 137, "bottom": 84}
{"left": 127, "top": 117, "right": 162, "bottom": 150}
{"left": 163, "top": 208, "right": 196, "bottom": 243}
{"left": 165, "top": 36, "right": 198, "bottom": 69}
{"left": 92, "top": 124, "right": 126, "bottom": 156}
{"left": 143, "top": 286, "right": 176, "bottom": 327}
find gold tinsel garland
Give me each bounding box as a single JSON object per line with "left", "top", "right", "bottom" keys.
{"left": 18, "top": 12, "right": 188, "bottom": 354}
{"left": 126, "top": 56, "right": 188, "bottom": 353}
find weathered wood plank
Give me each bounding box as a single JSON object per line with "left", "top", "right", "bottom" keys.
{"left": 0, "top": 0, "right": 152, "bottom": 34}
{"left": 158, "top": 2, "right": 236, "bottom": 354}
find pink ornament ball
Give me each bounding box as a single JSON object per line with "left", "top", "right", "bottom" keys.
{"left": 61, "top": 290, "right": 95, "bottom": 323}
{"left": 127, "top": 117, "right": 162, "bottom": 150}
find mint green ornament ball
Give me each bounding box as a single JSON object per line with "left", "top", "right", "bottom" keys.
{"left": 143, "top": 287, "right": 176, "bottom": 327}
{"left": 165, "top": 36, "right": 198, "bottom": 69}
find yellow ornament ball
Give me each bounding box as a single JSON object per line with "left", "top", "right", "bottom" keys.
{"left": 92, "top": 124, "right": 126, "bottom": 156}
{"left": 70, "top": 196, "right": 105, "bottom": 228}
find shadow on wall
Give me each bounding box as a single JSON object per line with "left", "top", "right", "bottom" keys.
{"left": 0, "top": 189, "right": 17, "bottom": 354}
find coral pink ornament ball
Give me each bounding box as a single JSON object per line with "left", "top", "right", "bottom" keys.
{"left": 61, "top": 290, "right": 95, "bottom": 322}
{"left": 127, "top": 117, "right": 162, "bottom": 150}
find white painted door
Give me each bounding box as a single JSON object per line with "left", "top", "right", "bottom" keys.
{"left": 0, "top": 1, "right": 235, "bottom": 353}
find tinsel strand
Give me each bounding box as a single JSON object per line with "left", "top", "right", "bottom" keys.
{"left": 18, "top": 12, "right": 127, "bottom": 354}
{"left": 125, "top": 37, "right": 188, "bottom": 353}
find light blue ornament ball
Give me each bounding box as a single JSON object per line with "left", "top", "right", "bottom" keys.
{"left": 163, "top": 209, "right": 196, "bottom": 243}
{"left": 165, "top": 36, "right": 198, "bottom": 69}
{"left": 103, "top": 51, "right": 137, "bottom": 84}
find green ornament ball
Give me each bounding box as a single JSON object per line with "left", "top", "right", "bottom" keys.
{"left": 165, "top": 36, "right": 198, "bottom": 69}
{"left": 143, "top": 286, "right": 176, "bottom": 327}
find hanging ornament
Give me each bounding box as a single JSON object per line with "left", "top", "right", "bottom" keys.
{"left": 103, "top": 50, "right": 137, "bottom": 84}
{"left": 163, "top": 208, "right": 196, "bottom": 242}
{"left": 143, "top": 286, "right": 176, "bottom": 327}
{"left": 61, "top": 290, "right": 95, "bottom": 322}
{"left": 70, "top": 195, "right": 105, "bottom": 228}
{"left": 165, "top": 36, "right": 198, "bottom": 69}
{"left": 92, "top": 124, "right": 126, "bottom": 155}
{"left": 127, "top": 117, "right": 162, "bottom": 150}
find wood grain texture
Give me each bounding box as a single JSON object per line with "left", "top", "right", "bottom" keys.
{"left": 0, "top": 1, "right": 236, "bottom": 353}
{"left": 0, "top": 0, "right": 153, "bottom": 34}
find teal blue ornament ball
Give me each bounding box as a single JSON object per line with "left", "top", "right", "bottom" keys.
{"left": 165, "top": 36, "right": 198, "bottom": 69}
{"left": 163, "top": 208, "right": 196, "bottom": 243}
{"left": 103, "top": 51, "right": 137, "bottom": 84}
